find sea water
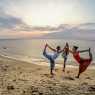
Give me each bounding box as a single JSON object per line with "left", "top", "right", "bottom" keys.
{"left": 0, "top": 39, "right": 95, "bottom": 65}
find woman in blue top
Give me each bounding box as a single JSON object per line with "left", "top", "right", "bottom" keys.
{"left": 43, "top": 44, "right": 63, "bottom": 75}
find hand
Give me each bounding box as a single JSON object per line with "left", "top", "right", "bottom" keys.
{"left": 45, "top": 43, "right": 48, "bottom": 47}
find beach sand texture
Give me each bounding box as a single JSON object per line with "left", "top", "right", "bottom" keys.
{"left": 0, "top": 55, "right": 95, "bottom": 95}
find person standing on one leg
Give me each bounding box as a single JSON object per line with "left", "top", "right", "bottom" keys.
{"left": 69, "top": 46, "right": 93, "bottom": 78}
{"left": 43, "top": 44, "right": 63, "bottom": 75}
{"left": 62, "top": 42, "right": 69, "bottom": 72}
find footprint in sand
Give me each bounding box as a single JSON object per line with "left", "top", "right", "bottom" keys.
{"left": 42, "top": 74, "right": 55, "bottom": 78}
{"left": 43, "top": 74, "right": 50, "bottom": 77}
{"left": 85, "top": 77, "right": 91, "bottom": 80}
{"left": 7, "top": 85, "right": 14, "bottom": 90}
{"left": 36, "top": 68, "right": 41, "bottom": 70}
{"left": 55, "top": 68, "right": 59, "bottom": 72}
{"left": 88, "top": 85, "right": 95, "bottom": 92}
{"left": 67, "top": 71, "right": 70, "bottom": 74}
{"left": 63, "top": 76, "right": 75, "bottom": 80}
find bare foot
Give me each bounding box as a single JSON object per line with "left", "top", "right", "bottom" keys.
{"left": 75, "top": 76, "right": 79, "bottom": 78}
{"left": 62, "top": 69, "right": 65, "bottom": 72}
{"left": 51, "top": 72, "right": 55, "bottom": 76}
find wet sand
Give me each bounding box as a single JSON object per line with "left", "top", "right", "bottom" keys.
{"left": 0, "top": 55, "right": 95, "bottom": 95}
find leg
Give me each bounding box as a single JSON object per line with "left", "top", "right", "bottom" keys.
{"left": 76, "top": 65, "right": 81, "bottom": 78}
{"left": 63, "top": 58, "right": 67, "bottom": 72}
{"left": 43, "top": 47, "right": 51, "bottom": 60}
{"left": 75, "top": 49, "right": 93, "bottom": 79}
{"left": 88, "top": 48, "right": 93, "bottom": 61}
{"left": 50, "top": 59, "right": 55, "bottom": 75}
{"left": 43, "top": 44, "right": 47, "bottom": 56}
{"left": 76, "top": 73, "right": 80, "bottom": 78}
{"left": 43, "top": 45, "right": 55, "bottom": 75}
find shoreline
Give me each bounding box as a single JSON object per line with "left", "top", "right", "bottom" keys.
{"left": 0, "top": 54, "right": 95, "bottom": 70}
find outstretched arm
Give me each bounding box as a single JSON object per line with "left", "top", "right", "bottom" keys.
{"left": 59, "top": 47, "right": 68, "bottom": 53}
{"left": 78, "top": 49, "right": 89, "bottom": 53}
{"left": 47, "top": 44, "right": 56, "bottom": 52}
{"left": 69, "top": 49, "right": 73, "bottom": 54}
{"left": 59, "top": 48, "right": 64, "bottom": 53}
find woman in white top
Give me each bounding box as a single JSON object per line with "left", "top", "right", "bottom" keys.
{"left": 43, "top": 44, "right": 63, "bottom": 75}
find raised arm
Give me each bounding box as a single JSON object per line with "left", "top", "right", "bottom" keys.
{"left": 59, "top": 46, "right": 68, "bottom": 53}
{"left": 69, "top": 49, "right": 73, "bottom": 54}
{"left": 47, "top": 44, "right": 56, "bottom": 52}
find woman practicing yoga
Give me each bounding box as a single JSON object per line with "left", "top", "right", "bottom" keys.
{"left": 43, "top": 44, "right": 63, "bottom": 75}
{"left": 62, "top": 42, "right": 69, "bottom": 72}
{"left": 69, "top": 46, "right": 93, "bottom": 78}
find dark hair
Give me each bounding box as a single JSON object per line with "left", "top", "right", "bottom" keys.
{"left": 56, "top": 46, "right": 61, "bottom": 50}
{"left": 73, "top": 46, "right": 79, "bottom": 50}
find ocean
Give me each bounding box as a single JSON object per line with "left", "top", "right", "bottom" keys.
{"left": 0, "top": 39, "right": 95, "bottom": 65}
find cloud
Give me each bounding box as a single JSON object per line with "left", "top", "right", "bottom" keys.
{"left": 0, "top": 0, "right": 95, "bottom": 39}
{"left": 0, "top": 7, "right": 57, "bottom": 32}
{"left": 0, "top": 15, "right": 24, "bottom": 30}
{"left": 0, "top": 8, "right": 57, "bottom": 39}
{"left": 0, "top": 8, "right": 27, "bottom": 30}
{"left": 40, "top": 24, "right": 95, "bottom": 40}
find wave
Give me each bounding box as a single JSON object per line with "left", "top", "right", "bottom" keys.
{"left": 0, "top": 52, "right": 95, "bottom": 70}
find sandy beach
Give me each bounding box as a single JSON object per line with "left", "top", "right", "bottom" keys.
{"left": 0, "top": 55, "right": 95, "bottom": 95}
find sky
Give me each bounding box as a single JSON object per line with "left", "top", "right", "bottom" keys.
{"left": 0, "top": 0, "right": 95, "bottom": 38}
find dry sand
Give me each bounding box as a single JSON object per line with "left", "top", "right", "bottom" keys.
{"left": 0, "top": 55, "right": 95, "bottom": 95}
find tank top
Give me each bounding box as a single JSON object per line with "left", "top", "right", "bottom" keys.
{"left": 52, "top": 52, "right": 60, "bottom": 60}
